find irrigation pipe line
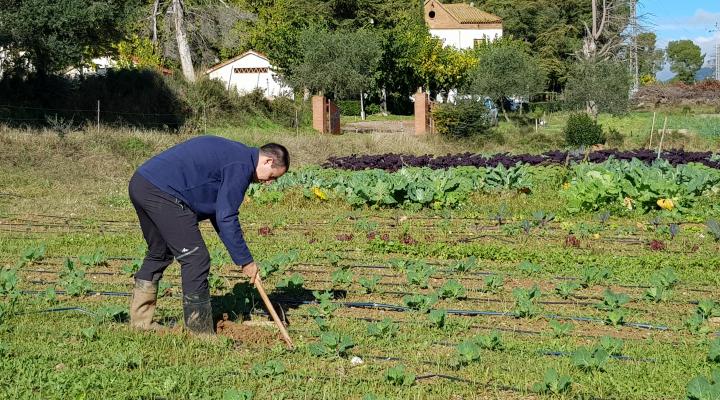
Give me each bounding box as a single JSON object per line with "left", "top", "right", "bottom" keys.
{"left": 7, "top": 210, "right": 713, "bottom": 228}
{"left": 13, "top": 289, "right": 720, "bottom": 340}
{"left": 16, "top": 270, "right": 716, "bottom": 313}
{"left": 15, "top": 280, "right": 707, "bottom": 334}
{"left": 279, "top": 268, "right": 716, "bottom": 301}
{"left": 430, "top": 340, "right": 657, "bottom": 363}
{"left": 285, "top": 263, "right": 716, "bottom": 294}
{"left": 270, "top": 298, "right": 675, "bottom": 331}
{"left": 2, "top": 221, "right": 703, "bottom": 250}
{"left": 13, "top": 306, "right": 96, "bottom": 317}
{"left": 253, "top": 309, "right": 709, "bottom": 345}
{"left": 21, "top": 289, "right": 133, "bottom": 297}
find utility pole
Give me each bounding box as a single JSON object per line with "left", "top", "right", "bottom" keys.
{"left": 713, "top": 23, "right": 720, "bottom": 81}
{"left": 630, "top": 0, "right": 639, "bottom": 93}
{"left": 715, "top": 41, "right": 720, "bottom": 81}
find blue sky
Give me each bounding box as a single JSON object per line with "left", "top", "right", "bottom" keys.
{"left": 641, "top": 0, "right": 720, "bottom": 79}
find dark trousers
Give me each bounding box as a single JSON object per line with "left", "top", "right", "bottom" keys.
{"left": 128, "top": 172, "right": 210, "bottom": 294}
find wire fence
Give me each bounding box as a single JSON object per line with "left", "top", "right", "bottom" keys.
{"left": 0, "top": 103, "right": 185, "bottom": 130}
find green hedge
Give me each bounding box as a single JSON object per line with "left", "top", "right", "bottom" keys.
{"left": 337, "top": 100, "right": 361, "bottom": 116}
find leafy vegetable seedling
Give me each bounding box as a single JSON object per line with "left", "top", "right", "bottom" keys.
{"left": 121, "top": 259, "right": 142, "bottom": 277}
{"left": 451, "top": 256, "right": 477, "bottom": 272}
{"left": 579, "top": 267, "right": 611, "bottom": 288}
{"left": 402, "top": 294, "right": 438, "bottom": 313}
{"left": 79, "top": 249, "right": 107, "bottom": 267}
{"left": 251, "top": 360, "right": 285, "bottom": 377}
{"left": 59, "top": 258, "right": 92, "bottom": 297}
{"left": 473, "top": 331, "right": 504, "bottom": 351}
{"left": 331, "top": 268, "right": 353, "bottom": 287}
{"left": 532, "top": 368, "right": 572, "bottom": 394}
{"left": 596, "top": 289, "right": 630, "bottom": 311}
{"left": 276, "top": 273, "right": 305, "bottom": 293}
{"left": 358, "top": 275, "right": 381, "bottom": 294}
{"left": 572, "top": 346, "right": 609, "bottom": 372}
{"left": 513, "top": 285, "right": 541, "bottom": 318}
{"left": 518, "top": 260, "right": 542, "bottom": 276}
{"left": 385, "top": 364, "right": 415, "bottom": 386}
{"left": 599, "top": 336, "right": 624, "bottom": 356}
{"left": 450, "top": 341, "right": 482, "bottom": 369}
{"left": 0, "top": 268, "right": 19, "bottom": 298}
{"left": 650, "top": 267, "right": 678, "bottom": 289}
{"left": 482, "top": 274, "right": 504, "bottom": 294}
{"left": 308, "top": 291, "right": 339, "bottom": 318}
{"left": 222, "top": 388, "right": 253, "bottom": 400}
{"left": 428, "top": 309, "right": 447, "bottom": 328}
{"left": 20, "top": 244, "right": 46, "bottom": 266}
{"left": 367, "top": 318, "right": 398, "bottom": 339}
{"left": 554, "top": 282, "right": 581, "bottom": 299}
{"left": 436, "top": 279, "right": 466, "bottom": 300}
{"left": 644, "top": 286, "right": 671, "bottom": 303}
{"left": 605, "top": 309, "right": 626, "bottom": 327}
{"left": 549, "top": 320, "right": 574, "bottom": 338}
{"left": 308, "top": 332, "right": 355, "bottom": 358}
{"left": 709, "top": 338, "right": 720, "bottom": 363}
{"left": 686, "top": 368, "right": 720, "bottom": 400}
{"left": 405, "top": 263, "right": 434, "bottom": 288}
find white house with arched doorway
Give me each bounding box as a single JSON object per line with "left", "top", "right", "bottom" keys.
{"left": 205, "top": 50, "right": 292, "bottom": 98}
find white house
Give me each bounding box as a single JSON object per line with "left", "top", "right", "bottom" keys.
{"left": 205, "top": 50, "right": 292, "bottom": 98}
{"left": 65, "top": 56, "right": 117, "bottom": 77}
{"left": 424, "top": 0, "right": 503, "bottom": 49}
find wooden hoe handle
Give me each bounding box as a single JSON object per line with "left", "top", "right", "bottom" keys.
{"left": 253, "top": 275, "right": 294, "bottom": 350}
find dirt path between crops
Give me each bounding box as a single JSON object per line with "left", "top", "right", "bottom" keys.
{"left": 342, "top": 120, "right": 414, "bottom": 134}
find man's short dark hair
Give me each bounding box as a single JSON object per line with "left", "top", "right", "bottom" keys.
{"left": 260, "top": 143, "right": 290, "bottom": 170}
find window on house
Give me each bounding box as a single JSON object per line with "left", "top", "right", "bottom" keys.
{"left": 473, "top": 35, "right": 489, "bottom": 48}
{"left": 233, "top": 67, "right": 268, "bottom": 73}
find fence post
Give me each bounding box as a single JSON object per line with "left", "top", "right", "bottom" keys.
{"left": 648, "top": 111, "right": 656, "bottom": 148}
{"left": 96, "top": 100, "right": 100, "bottom": 134}
{"left": 657, "top": 115, "right": 668, "bottom": 160}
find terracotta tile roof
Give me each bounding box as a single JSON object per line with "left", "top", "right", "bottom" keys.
{"left": 443, "top": 3, "right": 502, "bottom": 24}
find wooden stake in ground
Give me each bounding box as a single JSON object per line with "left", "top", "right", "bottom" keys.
{"left": 253, "top": 275, "right": 294, "bottom": 350}
{"left": 657, "top": 115, "right": 668, "bottom": 160}
{"left": 648, "top": 111, "right": 656, "bottom": 148}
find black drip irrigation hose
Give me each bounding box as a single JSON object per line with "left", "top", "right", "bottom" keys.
{"left": 295, "top": 261, "right": 718, "bottom": 295}
{"left": 14, "top": 306, "right": 96, "bottom": 317}
{"left": 21, "top": 289, "right": 133, "bottom": 297}
{"left": 14, "top": 259, "right": 717, "bottom": 297}
{"left": 7, "top": 210, "right": 710, "bottom": 228}
{"left": 430, "top": 339, "right": 657, "bottom": 363}
{"left": 272, "top": 298, "right": 677, "bottom": 331}
{"left": 539, "top": 351, "right": 656, "bottom": 363}
{"left": 17, "top": 274, "right": 715, "bottom": 330}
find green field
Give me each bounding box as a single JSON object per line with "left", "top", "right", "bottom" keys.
{"left": 1, "top": 126, "right": 720, "bottom": 399}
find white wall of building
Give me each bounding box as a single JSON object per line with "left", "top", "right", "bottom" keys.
{"left": 429, "top": 28, "right": 503, "bottom": 49}
{"left": 207, "top": 52, "right": 292, "bottom": 98}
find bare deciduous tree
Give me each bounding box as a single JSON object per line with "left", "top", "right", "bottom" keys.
{"left": 172, "top": 0, "right": 196, "bottom": 82}
{"left": 580, "top": 0, "right": 630, "bottom": 61}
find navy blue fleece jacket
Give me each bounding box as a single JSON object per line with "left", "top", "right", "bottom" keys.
{"left": 137, "top": 135, "right": 258, "bottom": 266}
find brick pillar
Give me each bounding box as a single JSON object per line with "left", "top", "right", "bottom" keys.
{"left": 312, "top": 95, "right": 327, "bottom": 133}
{"left": 414, "top": 90, "right": 431, "bottom": 135}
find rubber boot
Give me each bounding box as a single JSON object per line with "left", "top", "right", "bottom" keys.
{"left": 183, "top": 288, "right": 215, "bottom": 335}
{"left": 129, "top": 278, "right": 164, "bottom": 330}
